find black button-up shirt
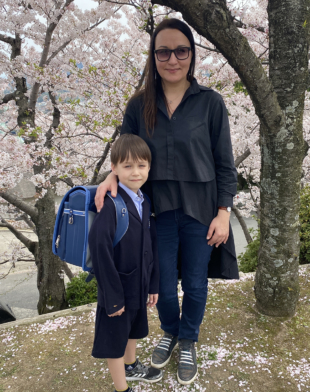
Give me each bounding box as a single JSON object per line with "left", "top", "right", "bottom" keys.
{"left": 121, "top": 79, "right": 237, "bottom": 228}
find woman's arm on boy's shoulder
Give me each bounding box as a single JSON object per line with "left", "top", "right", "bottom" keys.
{"left": 148, "top": 215, "right": 159, "bottom": 295}
{"left": 88, "top": 201, "right": 125, "bottom": 315}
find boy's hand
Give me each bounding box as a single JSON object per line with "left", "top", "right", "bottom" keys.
{"left": 147, "top": 294, "right": 158, "bottom": 307}
{"left": 108, "top": 306, "right": 125, "bottom": 317}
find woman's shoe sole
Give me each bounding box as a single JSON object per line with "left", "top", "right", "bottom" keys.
{"left": 177, "top": 370, "right": 198, "bottom": 385}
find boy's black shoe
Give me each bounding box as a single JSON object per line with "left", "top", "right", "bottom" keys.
{"left": 177, "top": 339, "right": 198, "bottom": 385}
{"left": 114, "top": 388, "right": 136, "bottom": 392}
{"left": 125, "top": 360, "right": 163, "bottom": 383}
{"left": 151, "top": 332, "right": 178, "bottom": 368}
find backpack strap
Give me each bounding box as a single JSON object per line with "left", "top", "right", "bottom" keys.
{"left": 106, "top": 191, "right": 129, "bottom": 246}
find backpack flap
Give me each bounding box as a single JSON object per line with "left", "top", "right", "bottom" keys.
{"left": 53, "top": 186, "right": 98, "bottom": 271}
{"left": 64, "top": 189, "right": 88, "bottom": 268}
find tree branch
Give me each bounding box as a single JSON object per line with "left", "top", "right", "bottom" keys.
{"left": 1, "top": 91, "right": 17, "bottom": 104}
{"left": 0, "top": 191, "right": 38, "bottom": 222}
{"left": 0, "top": 258, "right": 35, "bottom": 265}
{"left": 0, "top": 217, "right": 38, "bottom": 255}
{"left": 62, "top": 262, "right": 74, "bottom": 281}
{"left": 16, "top": 213, "right": 37, "bottom": 233}
{"left": 195, "top": 42, "right": 220, "bottom": 53}
{"left": 58, "top": 177, "right": 74, "bottom": 187}
{"left": 90, "top": 125, "right": 121, "bottom": 185}
{"left": 105, "top": 0, "right": 137, "bottom": 7}
{"left": 136, "top": 64, "right": 146, "bottom": 91}
{"left": 234, "top": 148, "right": 251, "bottom": 168}
{"left": 0, "top": 33, "right": 14, "bottom": 45}
{"left": 94, "top": 170, "right": 111, "bottom": 186}
{"left": 49, "top": 95, "right": 59, "bottom": 127}
{"left": 46, "top": 40, "right": 72, "bottom": 66}
{"left": 233, "top": 17, "right": 266, "bottom": 33}
{"left": 29, "top": 0, "right": 74, "bottom": 110}
{"left": 232, "top": 205, "right": 253, "bottom": 244}
{"left": 46, "top": 6, "right": 121, "bottom": 65}
{"left": 0, "top": 264, "right": 15, "bottom": 279}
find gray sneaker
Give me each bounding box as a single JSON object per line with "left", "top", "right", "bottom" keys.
{"left": 125, "top": 359, "right": 162, "bottom": 383}
{"left": 177, "top": 339, "right": 198, "bottom": 385}
{"left": 151, "top": 332, "right": 178, "bottom": 368}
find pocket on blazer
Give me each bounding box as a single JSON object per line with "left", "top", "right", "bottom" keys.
{"left": 118, "top": 268, "right": 138, "bottom": 298}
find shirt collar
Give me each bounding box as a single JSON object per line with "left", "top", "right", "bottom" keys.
{"left": 181, "top": 78, "right": 201, "bottom": 103}
{"left": 157, "top": 78, "right": 201, "bottom": 114}
{"left": 119, "top": 182, "right": 143, "bottom": 201}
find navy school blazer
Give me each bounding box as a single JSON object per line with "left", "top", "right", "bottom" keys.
{"left": 88, "top": 186, "right": 159, "bottom": 315}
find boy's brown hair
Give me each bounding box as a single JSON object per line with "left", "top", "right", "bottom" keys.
{"left": 111, "top": 134, "right": 152, "bottom": 165}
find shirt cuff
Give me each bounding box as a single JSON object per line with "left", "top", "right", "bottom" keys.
{"left": 217, "top": 193, "right": 234, "bottom": 208}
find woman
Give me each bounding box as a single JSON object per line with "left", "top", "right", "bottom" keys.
{"left": 95, "top": 18, "right": 238, "bottom": 386}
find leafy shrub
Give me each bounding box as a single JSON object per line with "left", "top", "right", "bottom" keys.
{"left": 66, "top": 272, "right": 98, "bottom": 307}
{"left": 238, "top": 227, "right": 260, "bottom": 273}
{"left": 239, "top": 185, "right": 310, "bottom": 272}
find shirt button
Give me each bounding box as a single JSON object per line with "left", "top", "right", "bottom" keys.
{"left": 144, "top": 251, "right": 148, "bottom": 255}
{"left": 173, "top": 117, "right": 176, "bottom": 120}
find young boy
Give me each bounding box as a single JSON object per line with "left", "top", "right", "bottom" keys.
{"left": 88, "top": 134, "right": 162, "bottom": 392}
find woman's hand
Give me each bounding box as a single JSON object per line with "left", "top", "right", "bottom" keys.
{"left": 207, "top": 209, "right": 230, "bottom": 248}
{"left": 147, "top": 294, "right": 158, "bottom": 307}
{"left": 108, "top": 306, "right": 125, "bottom": 317}
{"left": 94, "top": 172, "right": 118, "bottom": 212}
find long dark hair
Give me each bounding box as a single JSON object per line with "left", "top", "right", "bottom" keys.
{"left": 132, "top": 18, "right": 196, "bottom": 135}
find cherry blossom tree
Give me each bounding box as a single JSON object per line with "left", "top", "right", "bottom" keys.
{"left": 1, "top": 0, "right": 309, "bottom": 317}
{"left": 0, "top": 0, "right": 128, "bottom": 314}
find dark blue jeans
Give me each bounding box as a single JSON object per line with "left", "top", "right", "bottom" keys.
{"left": 156, "top": 209, "right": 214, "bottom": 342}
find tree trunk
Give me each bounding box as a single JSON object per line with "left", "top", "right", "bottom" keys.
{"left": 35, "top": 188, "right": 67, "bottom": 314}
{"left": 255, "top": 0, "right": 309, "bottom": 317}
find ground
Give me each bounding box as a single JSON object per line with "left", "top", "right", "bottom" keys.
{"left": 1, "top": 267, "right": 310, "bottom": 392}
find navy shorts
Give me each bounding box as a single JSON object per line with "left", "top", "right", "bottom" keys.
{"left": 92, "top": 304, "right": 149, "bottom": 358}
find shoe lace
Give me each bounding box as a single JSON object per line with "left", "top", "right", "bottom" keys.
{"left": 179, "top": 342, "right": 194, "bottom": 366}
{"left": 157, "top": 335, "right": 173, "bottom": 351}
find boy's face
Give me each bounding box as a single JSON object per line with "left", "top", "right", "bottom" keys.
{"left": 111, "top": 156, "right": 150, "bottom": 194}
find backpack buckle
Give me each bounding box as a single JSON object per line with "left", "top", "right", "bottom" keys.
{"left": 55, "top": 235, "right": 60, "bottom": 248}
{"left": 69, "top": 210, "right": 74, "bottom": 224}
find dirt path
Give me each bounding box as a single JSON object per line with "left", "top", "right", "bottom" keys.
{"left": 1, "top": 267, "right": 310, "bottom": 392}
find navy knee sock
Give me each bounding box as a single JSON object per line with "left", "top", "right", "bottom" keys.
{"left": 125, "top": 359, "right": 137, "bottom": 371}
{"left": 115, "top": 388, "right": 130, "bottom": 392}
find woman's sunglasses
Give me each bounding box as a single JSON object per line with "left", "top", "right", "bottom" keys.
{"left": 154, "top": 47, "right": 191, "bottom": 62}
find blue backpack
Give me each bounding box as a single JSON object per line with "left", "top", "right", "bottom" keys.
{"left": 52, "top": 186, "right": 129, "bottom": 282}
